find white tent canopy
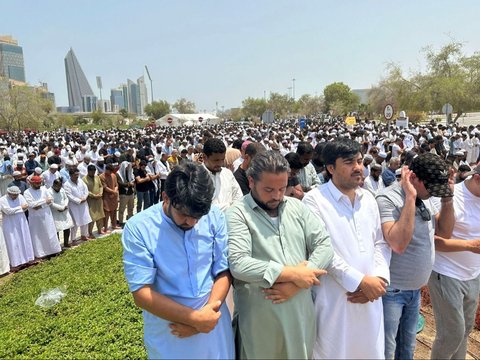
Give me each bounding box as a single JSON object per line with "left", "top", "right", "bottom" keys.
{"left": 156, "top": 113, "right": 221, "bottom": 127}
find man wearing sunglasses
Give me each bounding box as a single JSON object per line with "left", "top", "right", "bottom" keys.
{"left": 376, "top": 153, "right": 455, "bottom": 360}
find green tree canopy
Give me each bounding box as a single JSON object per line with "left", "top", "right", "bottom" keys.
{"left": 296, "top": 94, "right": 324, "bottom": 116}
{"left": 144, "top": 100, "right": 171, "bottom": 119}
{"left": 369, "top": 41, "right": 480, "bottom": 122}
{"left": 267, "top": 92, "right": 296, "bottom": 117}
{"left": 0, "top": 85, "right": 51, "bottom": 131}
{"left": 323, "top": 82, "right": 360, "bottom": 115}
{"left": 172, "top": 98, "right": 196, "bottom": 114}
{"left": 241, "top": 97, "right": 268, "bottom": 119}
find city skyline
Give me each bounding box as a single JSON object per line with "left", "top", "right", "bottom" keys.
{"left": 3, "top": 0, "right": 480, "bottom": 112}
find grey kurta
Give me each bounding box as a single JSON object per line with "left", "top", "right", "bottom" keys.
{"left": 227, "top": 194, "right": 333, "bottom": 359}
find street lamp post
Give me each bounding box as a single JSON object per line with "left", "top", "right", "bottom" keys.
{"left": 292, "top": 78, "right": 296, "bottom": 100}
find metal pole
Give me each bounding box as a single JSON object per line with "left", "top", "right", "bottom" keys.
{"left": 292, "top": 78, "right": 296, "bottom": 100}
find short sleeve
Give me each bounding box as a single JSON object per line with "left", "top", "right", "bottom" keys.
{"left": 121, "top": 222, "right": 157, "bottom": 292}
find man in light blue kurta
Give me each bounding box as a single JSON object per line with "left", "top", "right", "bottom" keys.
{"left": 227, "top": 151, "right": 333, "bottom": 359}
{"left": 122, "top": 162, "right": 234, "bottom": 359}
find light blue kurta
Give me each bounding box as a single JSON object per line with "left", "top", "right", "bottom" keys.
{"left": 227, "top": 194, "right": 333, "bottom": 359}
{"left": 122, "top": 203, "right": 234, "bottom": 359}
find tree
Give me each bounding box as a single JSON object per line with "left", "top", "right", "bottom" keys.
{"left": 119, "top": 108, "right": 128, "bottom": 118}
{"left": 91, "top": 109, "right": 107, "bottom": 125}
{"left": 241, "top": 97, "right": 268, "bottom": 119}
{"left": 369, "top": 41, "right": 480, "bottom": 122}
{"left": 0, "top": 85, "right": 51, "bottom": 131}
{"left": 267, "top": 92, "right": 296, "bottom": 117}
{"left": 296, "top": 94, "right": 324, "bottom": 116}
{"left": 144, "top": 100, "right": 171, "bottom": 119}
{"left": 172, "top": 98, "right": 196, "bottom": 114}
{"left": 323, "top": 82, "right": 360, "bottom": 115}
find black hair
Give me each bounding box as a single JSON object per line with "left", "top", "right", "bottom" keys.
{"left": 232, "top": 139, "right": 243, "bottom": 150}
{"left": 165, "top": 162, "right": 214, "bottom": 218}
{"left": 296, "top": 141, "right": 314, "bottom": 156}
{"left": 52, "top": 179, "right": 63, "bottom": 187}
{"left": 284, "top": 152, "right": 304, "bottom": 170}
{"left": 105, "top": 164, "right": 115, "bottom": 172}
{"left": 312, "top": 142, "right": 326, "bottom": 167}
{"left": 69, "top": 168, "right": 79, "bottom": 176}
{"left": 245, "top": 142, "right": 265, "bottom": 157}
{"left": 322, "top": 138, "right": 361, "bottom": 167}
{"left": 87, "top": 164, "right": 96, "bottom": 172}
{"left": 203, "top": 138, "right": 226, "bottom": 156}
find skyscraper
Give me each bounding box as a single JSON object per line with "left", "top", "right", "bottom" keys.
{"left": 64, "top": 48, "right": 96, "bottom": 112}
{"left": 0, "top": 35, "right": 26, "bottom": 84}
{"left": 137, "top": 75, "right": 148, "bottom": 115}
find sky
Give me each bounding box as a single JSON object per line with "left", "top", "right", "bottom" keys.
{"left": 2, "top": 0, "right": 480, "bottom": 112}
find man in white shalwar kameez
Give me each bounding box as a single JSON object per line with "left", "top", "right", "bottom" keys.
{"left": 63, "top": 168, "right": 91, "bottom": 241}
{"left": 0, "top": 218, "right": 10, "bottom": 275}
{"left": 0, "top": 186, "right": 34, "bottom": 268}
{"left": 303, "top": 139, "right": 391, "bottom": 359}
{"left": 24, "top": 176, "right": 61, "bottom": 258}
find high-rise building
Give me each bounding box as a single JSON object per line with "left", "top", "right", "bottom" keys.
{"left": 110, "top": 88, "right": 125, "bottom": 112}
{"left": 127, "top": 79, "right": 139, "bottom": 114}
{"left": 64, "top": 48, "right": 96, "bottom": 112}
{"left": 137, "top": 76, "right": 148, "bottom": 115}
{"left": 0, "top": 35, "right": 26, "bottom": 84}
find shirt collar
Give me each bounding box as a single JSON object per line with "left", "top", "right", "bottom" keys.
{"left": 326, "top": 179, "right": 364, "bottom": 202}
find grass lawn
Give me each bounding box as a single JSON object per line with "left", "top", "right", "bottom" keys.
{"left": 0, "top": 234, "right": 147, "bottom": 359}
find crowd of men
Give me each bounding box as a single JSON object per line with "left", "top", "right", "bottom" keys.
{"left": 0, "top": 117, "right": 479, "bottom": 359}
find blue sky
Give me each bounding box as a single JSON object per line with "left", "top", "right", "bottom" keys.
{"left": 2, "top": 0, "right": 480, "bottom": 112}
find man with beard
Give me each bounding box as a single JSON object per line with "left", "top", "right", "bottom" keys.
{"left": 122, "top": 162, "right": 234, "bottom": 359}
{"left": 363, "top": 163, "right": 386, "bottom": 195}
{"left": 227, "top": 151, "right": 333, "bottom": 359}
{"left": 24, "top": 176, "right": 61, "bottom": 258}
{"left": 303, "top": 139, "right": 391, "bottom": 359}
{"left": 202, "top": 138, "right": 242, "bottom": 211}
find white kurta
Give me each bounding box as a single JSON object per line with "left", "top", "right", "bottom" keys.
{"left": 0, "top": 194, "right": 34, "bottom": 267}
{"left": 63, "top": 179, "right": 92, "bottom": 226}
{"left": 24, "top": 187, "right": 61, "bottom": 258}
{"left": 48, "top": 187, "right": 74, "bottom": 232}
{"left": 0, "top": 217, "right": 10, "bottom": 275}
{"left": 303, "top": 181, "right": 391, "bottom": 359}
{"left": 41, "top": 170, "right": 60, "bottom": 189}
{"left": 205, "top": 166, "right": 243, "bottom": 212}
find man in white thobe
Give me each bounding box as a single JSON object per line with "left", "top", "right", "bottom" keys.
{"left": 64, "top": 168, "right": 91, "bottom": 241}
{"left": 303, "top": 138, "right": 391, "bottom": 359}
{"left": 202, "top": 138, "right": 242, "bottom": 212}
{"left": 363, "top": 163, "right": 386, "bottom": 195}
{"left": 41, "top": 163, "right": 61, "bottom": 188}
{"left": 24, "top": 176, "right": 61, "bottom": 258}
{"left": 0, "top": 186, "right": 34, "bottom": 268}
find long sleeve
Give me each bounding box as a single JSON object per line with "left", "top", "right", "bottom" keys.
{"left": 227, "top": 205, "right": 284, "bottom": 288}
{"left": 0, "top": 196, "right": 26, "bottom": 215}
{"left": 24, "top": 190, "right": 48, "bottom": 209}
{"left": 64, "top": 182, "right": 82, "bottom": 204}
{"left": 302, "top": 204, "right": 334, "bottom": 270}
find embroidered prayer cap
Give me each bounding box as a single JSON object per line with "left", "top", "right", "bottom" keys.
{"left": 7, "top": 186, "right": 21, "bottom": 195}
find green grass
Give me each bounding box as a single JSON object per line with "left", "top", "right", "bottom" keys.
{"left": 0, "top": 234, "right": 147, "bottom": 359}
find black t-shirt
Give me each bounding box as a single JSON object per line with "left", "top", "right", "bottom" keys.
{"left": 234, "top": 167, "right": 250, "bottom": 195}
{"left": 134, "top": 168, "right": 152, "bottom": 192}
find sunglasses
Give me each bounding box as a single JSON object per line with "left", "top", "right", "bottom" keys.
{"left": 415, "top": 198, "right": 431, "bottom": 221}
